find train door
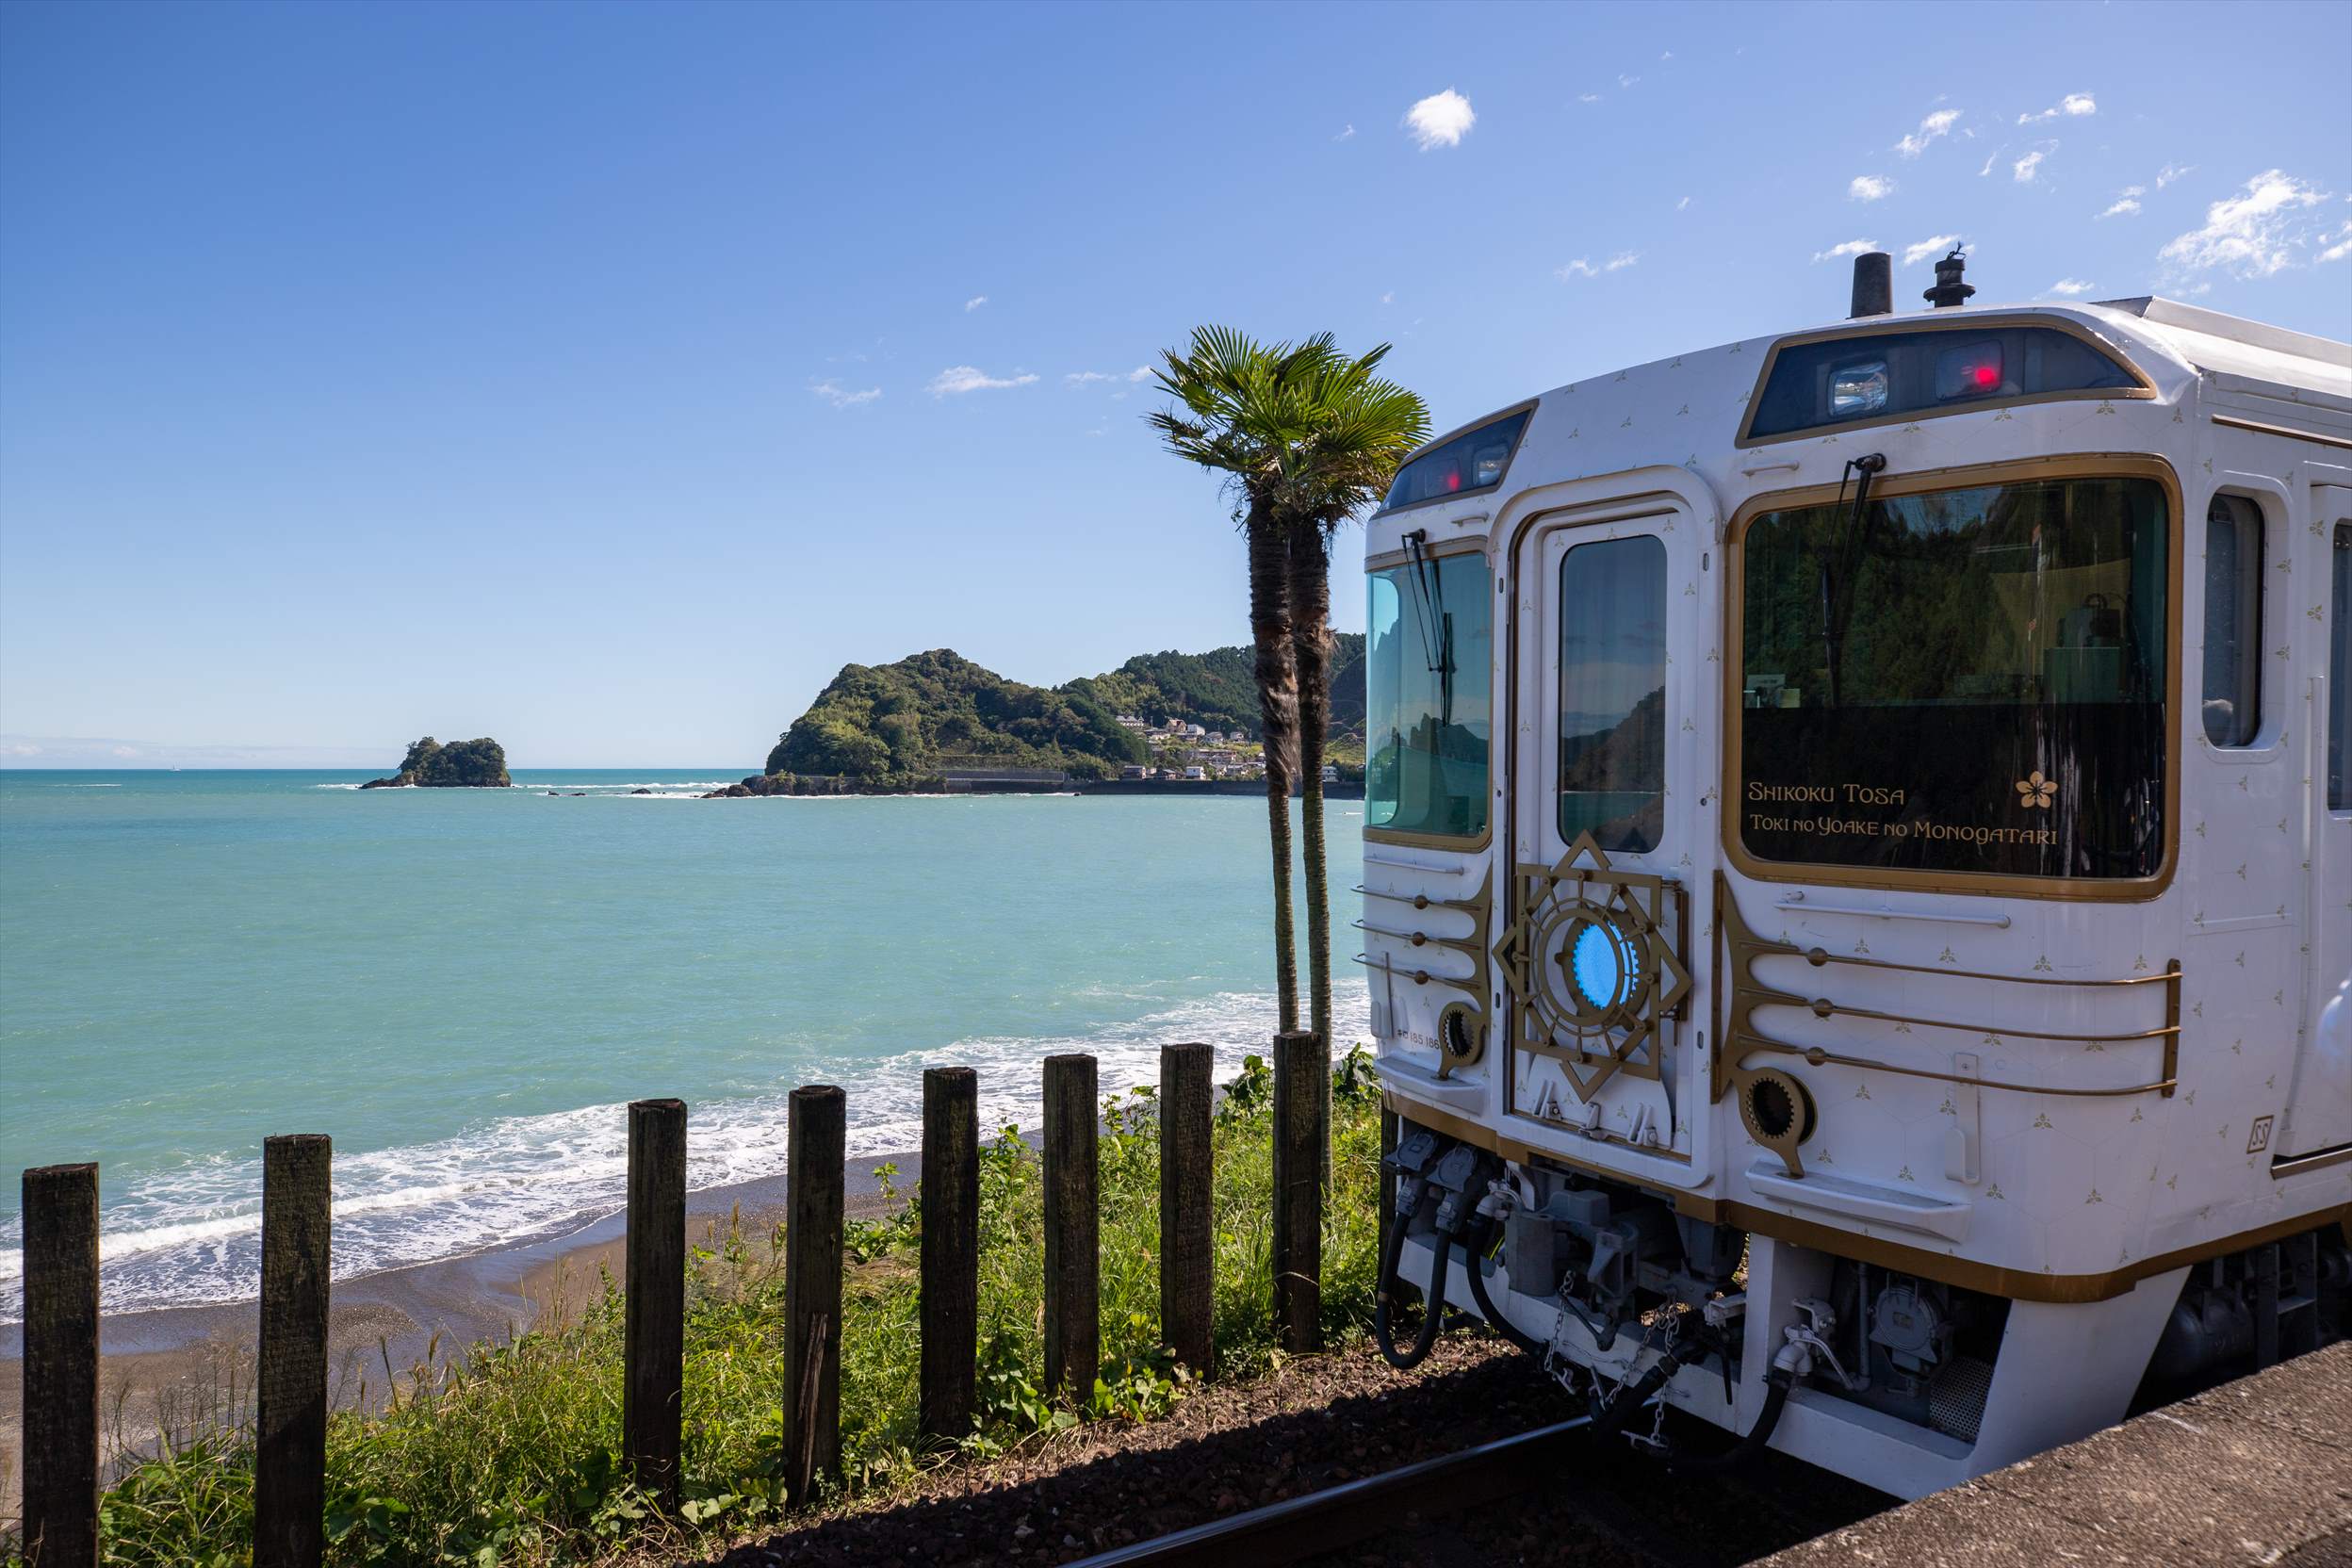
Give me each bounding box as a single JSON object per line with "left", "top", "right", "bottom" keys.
{"left": 2285, "top": 488, "right": 2352, "bottom": 1160}
{"left": 1503, "top": 498, "right": 1709, "bottom": 1158}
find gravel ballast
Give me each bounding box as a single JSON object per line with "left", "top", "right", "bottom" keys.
{"left": 699, "top": 1335, "right": 1892, "bottom": 1567}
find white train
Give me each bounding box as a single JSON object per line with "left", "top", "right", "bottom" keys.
{"left": 1363, "top": 250, "right": 2352, "bottom": 1498}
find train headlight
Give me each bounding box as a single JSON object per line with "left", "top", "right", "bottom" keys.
{"left": 1827, "top": 359, "right": 1888, "bottom": 417}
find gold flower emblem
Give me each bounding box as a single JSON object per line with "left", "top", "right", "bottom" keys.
{"left": 2016, "top": 770, "right": 2056, "bottom": 808}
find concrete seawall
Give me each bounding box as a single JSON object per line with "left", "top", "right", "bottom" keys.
{"left": 1762, "top": 1344, "right": 2352, "bottom": 1566}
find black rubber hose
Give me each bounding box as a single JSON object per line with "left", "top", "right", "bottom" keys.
{"left": 1659, "top": 1370, "right": 1793, "bottom": 1472}
{"left": 1465, "top": 1221, "right": 1546, "bottom": 1355}
{"left": 1372, "top": 1215, "right": 1447, "bottom": 1369}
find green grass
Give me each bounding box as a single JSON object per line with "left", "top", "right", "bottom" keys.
{"left": 18, "top": 1052, "right": 1386, "bottom": 1567}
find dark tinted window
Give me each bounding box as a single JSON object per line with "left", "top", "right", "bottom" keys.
{"left": 1739, "top": 476, "right": 2170, "bottom": 880}
{"left": 1746, "top": 326, "right": 2137, "bottom": 443}
{"left": 2201, "top": 497, "right": 2262, "bottom": 747}
{"left": 1382, "top": 409, "right": 1530, "bottom": 511}
{"left": 1559, "top": 536, "right": 1666, "bottom": 853}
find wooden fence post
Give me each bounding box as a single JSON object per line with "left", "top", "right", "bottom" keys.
{"left": 919, "top": 1067, "right": 978, "bottom": 1445}
{"left": 622, "top": 1099, "right": 686, "bottom": 1509}
{"left": 783, "top": 1085, "right": 844, "bottom": 1501}
{"left": 21, "top": 1164, "right": 99, "bottom": 1568}
{"left": 1158, "top": 1043, "right": 1214, "bottom": 1378}
{"left": 254, "top": 1135, "right": 331, "bottom": 1568}
{"left": 1271, "top": 1031, "right": 1326, "bottom": 1353}
{"left": 1041, "top": 1053, "right": 1099, "bottom": 1402}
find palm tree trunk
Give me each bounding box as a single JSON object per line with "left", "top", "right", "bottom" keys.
{"left": 1247, "top": 503, "right": 1300, "bottom": 1036}
{"left": 1286, "top": 520, "right": 1334, "bottom": 1060}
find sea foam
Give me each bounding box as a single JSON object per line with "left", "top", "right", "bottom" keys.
{"left": 0, "top": 981, "right": 1371, "bottom": 1319}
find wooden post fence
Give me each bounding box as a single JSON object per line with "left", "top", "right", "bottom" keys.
{"left": 21, "top": 1163, "right": 100, "bottom": 1568}
{"left": 622, "top": 1099, "right": 686, "bottom": 1509}
{"left": 1270, "top": 1031, "right": 1326, "bottom": 1353}
{"left": 1041, "top": 1053, "right": 1099, "bottom": 1401}
{"left": 783, "top": 1085, "right": 845, "bottom": 1500}
{"left": 919, "top": 1067, "right": 980, "bottom": 1445}
{"left": 254, "top": 1134, "right": 331, "bottom": 1568}
{"left": 1158, "top": 1042, "right": 1215, "bottom": 1377}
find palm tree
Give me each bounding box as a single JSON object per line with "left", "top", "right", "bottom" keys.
{"left": 1151, "top": 329, "right": 1430, "bottom": 1052}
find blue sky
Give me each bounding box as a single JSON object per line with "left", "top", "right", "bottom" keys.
{"left": 4, "top": 0, "right": 2347, "bottom": 768}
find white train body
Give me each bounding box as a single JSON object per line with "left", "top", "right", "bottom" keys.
{"left": 1363, "top": 273, "right": 2352, "bottom": 1498}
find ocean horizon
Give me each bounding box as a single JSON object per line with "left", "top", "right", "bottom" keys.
{"left": 0, "top": 769, "right": 1367, "bottom": 1320}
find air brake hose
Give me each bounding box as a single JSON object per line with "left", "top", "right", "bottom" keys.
{"left": 1372, "top": 1214, "right": 1449, "bottom": 1369}
{"left": 1464, "top": 1219, "right": 1547, "bottom": 1355}
{"left": 1658, "top": 1369, "right": 1793, "bottom": 1472}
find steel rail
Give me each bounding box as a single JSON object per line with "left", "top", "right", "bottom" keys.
{"left": 1060, "top": 1414, "right": 1592, "bottom": 1568}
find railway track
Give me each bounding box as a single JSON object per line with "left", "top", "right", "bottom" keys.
{"left": 1063, "top": 1415, "right": 1594, "bottom": 1567}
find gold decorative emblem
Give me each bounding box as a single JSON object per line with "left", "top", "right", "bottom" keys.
{"left": 2015, "top": 770, "right": 2056, "bottom": 808}
{"left": 1494, "top": 833, "right": 1690, "bottom": 1103}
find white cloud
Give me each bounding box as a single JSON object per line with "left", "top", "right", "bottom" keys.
{"left": 1380, "top": 290, "right": 1396, "bottom": 304}
{"left": 1618, "top": 73, "right": 1640, "bottom": 88}
{"left": 2098, "top": 187, "right": 2146, "bottom": 220}
{"left": 963, "top": 295, "right": 988, "bottom": 312}
{"left": 2043, "top": 278, "right": 2096, "bottom": 297}
{"left": 928, "top": 366, "right": 1038, "bottom": 396}
{"left": 1335, "top": 123, "right": 1355, "bottom": 140}
{"left": 1813, "top": 238, "right": 1878, "bottom": 263}
{"left": 1903, "top": 234, "right": 1961, "bottom": 266}
{"left": 2017, "top": 91, "right": 2095, "bottom": 123}
{"left": 2013, "top": 150, "right": 2047, "bottom": 182}
{"left": 1403, "top": 89, "right": 1475, "bottom": 150}
{"left": 1978, "top": 151, "right": 2000, "bottom": 177}
{"left": 1849, "top": 174, "right": 1895, "bottom": 202}
{"left": 1577, "top": 92, "right": 1602, "bottom": 104}
{"left": 2322, "top": 222, "right": 2352, "bottom": 265}
{"left": 2157, "top": 163, "right": 2194, "bottom": 188}
{"left": 810, "top": 378, "right": 881, "bottom": 408}
{"left": 1658, "top": 50, "right": 1674, "bottom": 60}
{"left": 1066, "top": 367, "right": 1152, "bottom": 386}
{"left": 111, "top": 745, "right": 139, "bottom": 758}
{"left": 2160, "top": 170, "right": 2333, "bottom": 278}
{"left": 1675, "top": 195, "right": 1691, "bottom": 212}
{"left": 1895, "top": 107, "right": 1963, "bottom": 158}
{"left": 1556, "top": 253, "right": 1637, "bottom": 281}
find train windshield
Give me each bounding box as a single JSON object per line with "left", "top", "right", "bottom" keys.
{"left": 1367, "top": 551, "right": 1493, "bottom": 839}
{"left": 1737, "top": 473, "right": 2170, "bottom": 882}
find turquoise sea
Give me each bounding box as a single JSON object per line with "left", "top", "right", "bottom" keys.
{"left": 0, "top": 771, "right": 1366, "bottom": 1317}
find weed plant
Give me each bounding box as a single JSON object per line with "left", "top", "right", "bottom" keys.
{"left": 11, "top": 1051, "right": 1384, "bottom": 1566}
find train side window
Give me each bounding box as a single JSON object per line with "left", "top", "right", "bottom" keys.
{"left": 1558, "top": 535, "right": 1666, "bottom": 853}
{"left": 2201, "top": 496, "right": 2263, "bottom": 747}
{"left": 2331, "top": 523, "right": 2349, "bottom": 810}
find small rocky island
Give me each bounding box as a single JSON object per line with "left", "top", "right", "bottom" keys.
{"left": 361, "top": 736, "right": 512, "bottom": 789}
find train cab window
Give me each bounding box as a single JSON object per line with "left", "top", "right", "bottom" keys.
{"left": 2331, "top": 523, "right": 2350, "bottom": 810}
{"left": 1736, "top": 473, "right": 2170, "bottom": 883}
{"left": 1367, "top": 550, "right": 1492, "bottom": 839}
{"left": 2201, "top": 497, "right": 2263, "bottom": 747}
{"left": 1558, "top": 536, "right": 1666, "bottom": 853}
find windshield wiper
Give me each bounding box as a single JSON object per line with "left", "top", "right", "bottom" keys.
{"left": 1817, "top": 452, "right": 1887, "bottom": 709}
{"left": 1403, "top": 528, "right": 1458, "bottom": 726}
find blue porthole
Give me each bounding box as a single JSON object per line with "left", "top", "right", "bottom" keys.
{"left": 1570, "top": 922, "right": 1640, "bottom": 1011}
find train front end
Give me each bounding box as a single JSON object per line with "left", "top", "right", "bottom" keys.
{"left": 1360, "top": 257, "right": 2352, "bottom": 1497}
